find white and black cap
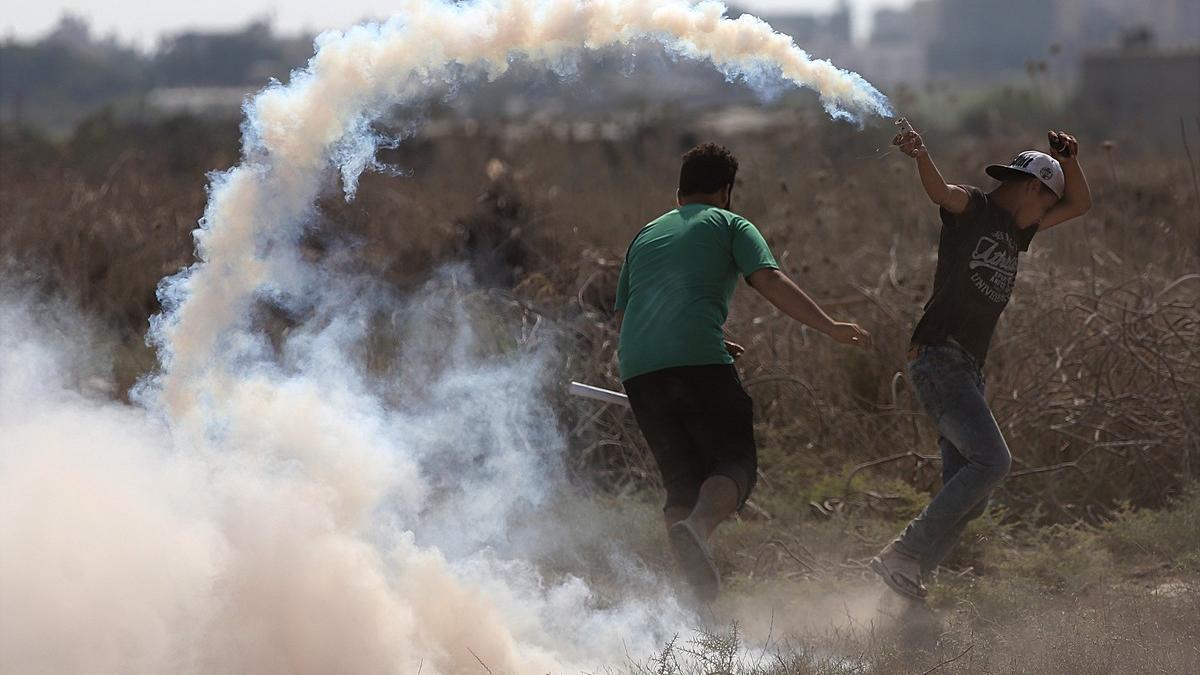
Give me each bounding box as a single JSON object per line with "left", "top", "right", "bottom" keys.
{"left": 986, "top": 151, "right": 1064, "bottom": 198}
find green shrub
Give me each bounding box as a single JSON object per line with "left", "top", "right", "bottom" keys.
{"left": 1101, "top": 485, "right": 1200, "bottom": 571}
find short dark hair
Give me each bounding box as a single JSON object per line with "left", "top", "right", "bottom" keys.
{"left": 679, "top": 143, "right": 738, "bottom": 196}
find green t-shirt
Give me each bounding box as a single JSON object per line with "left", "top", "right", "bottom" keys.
{"left": 615, "top": 204, "right": 779, "bottom": 381}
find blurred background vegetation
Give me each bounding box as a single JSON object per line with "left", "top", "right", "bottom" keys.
{"left": 2, "top": 4, "right": 1198, "bottom": 667}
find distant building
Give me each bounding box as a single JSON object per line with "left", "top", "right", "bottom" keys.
{"left": 865, "top": 0, "right": 1199, "bottom": 84}
{"left": 1058, "top": 0, "right": 1200, "bottom": 51}
{"left": 871, "top": 0, "right": 940, "bottom": 47}
{"left": 842, "top": 0, "right": 942, "bottom": 88}
{"left": 1077, "top": 46, "right": 1200, "bottom": 141}
{"left": 927, "top": 0, "right": 1056, "bottom": 78}
{"left": 764, "top": 2, "right": 852, "bottom": 57}
{"left": 836, "top": 43, "right": 928, "bottom": 90}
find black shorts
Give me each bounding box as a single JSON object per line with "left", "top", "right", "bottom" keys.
{"left": 623, "top": 364, "right": 757, "bottom": 511}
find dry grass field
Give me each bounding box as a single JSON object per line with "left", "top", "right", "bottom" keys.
{"left": 2, "top": 107, "right": 1198, "bottom": 670}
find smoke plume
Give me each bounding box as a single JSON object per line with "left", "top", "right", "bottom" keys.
{"left": 152, "top": 0, "right": 891, "bottom": 422}
{"left": 2, "top": 2, "right": 892, "bottom": 672}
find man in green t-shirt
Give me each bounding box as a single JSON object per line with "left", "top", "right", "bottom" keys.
{"left": 615, "top": 143, "right": 870, "bottom": 602}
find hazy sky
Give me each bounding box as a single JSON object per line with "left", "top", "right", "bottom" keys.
{"left": 2, "top": 0, "right": 914, "bottom": 46}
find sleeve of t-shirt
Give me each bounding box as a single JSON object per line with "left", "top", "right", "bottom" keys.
{"left": 731, "top": 217, "right": 780, "bottom": 279}
{"left": 940, "top": 185, "right": 986, "bottom": 224}
{"left": 614, "top": 255, "right": 631, "bottom": 312}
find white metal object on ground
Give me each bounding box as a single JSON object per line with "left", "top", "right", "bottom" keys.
{"left": 568, "top": 381, "right": 631, "bottom": 408}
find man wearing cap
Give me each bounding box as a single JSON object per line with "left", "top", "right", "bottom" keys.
{"left": 870, "top": 126, "right": 1092, "bottom": 602}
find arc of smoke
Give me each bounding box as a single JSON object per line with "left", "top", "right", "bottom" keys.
{"left": 147, "top": 0, "right": 892, "bottom": 418}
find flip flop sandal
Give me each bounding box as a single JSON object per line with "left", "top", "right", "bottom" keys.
{"left": 668, "top": 520, "right": 721, "bottom": 603}
{"left": 871, "top": 556, "right": 927, "bottom": 602}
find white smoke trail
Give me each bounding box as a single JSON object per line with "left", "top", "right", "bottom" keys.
{"left": 150, "top": 0, "right": 890, "bottom": 421}
{"left": 2, "top": 2, "right": 893, "bottom": 672}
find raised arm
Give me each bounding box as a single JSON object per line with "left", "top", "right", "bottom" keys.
{"left": 747, "top": 268, "right": 870, "bottom": 348}
{"left": 896, "top": 126, "right": 970, "bottom": 214}
{"left": 1038, "top": 131, "right": 1092, "bottom": 231}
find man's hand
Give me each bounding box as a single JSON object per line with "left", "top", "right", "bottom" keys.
{"left": 748, "top": 269, "right": 873, "bottom": 349}
{"left": 1040, "top": 131, "right": 1092, "bottom": 231}
{"left": 894, "top": 129, "right": 928, "bottom": 159}
{"left": 1048, "top": 130, "right": 1079, "bottom": 160}
{"left": 723, "top": 339, "right": 745, "bottom": 360}
{"left": 892, "top": 120, "right": 969, "bottom": 213}
{"left": 827, "top": 322, "right": 871, "bottom": 349}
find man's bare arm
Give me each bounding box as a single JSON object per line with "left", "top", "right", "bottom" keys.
{"left": 1039, "top": 131, "right": 1092, "bottom": 231}
{"left": 896, "top": 127, "right": 970, "bottom": 214}
{"left": 747, "top": 269, "right": 870, "bottom": 348}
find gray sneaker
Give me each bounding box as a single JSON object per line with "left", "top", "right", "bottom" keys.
{"left": 668, "top": 520, "right": 721, "bottom": 603}
{"left": 870, "top": 542, "right": 927, "bottom": 602}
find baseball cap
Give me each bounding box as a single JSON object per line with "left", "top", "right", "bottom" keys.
{"left": 986, "top": 151, "right": 1064, "bottom": 198}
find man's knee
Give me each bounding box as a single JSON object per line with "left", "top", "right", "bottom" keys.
{"left": 973, "top": 435, "right": 1011, "bottom": 485}
{"left": 709, "top": 460, "right": 756, "bottom": 508}
{"left": 985, "top": 449, "right": 1012, "bottom": 484}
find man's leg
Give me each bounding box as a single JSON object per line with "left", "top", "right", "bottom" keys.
{"left": 680, "top": 365, "right": 757, "bottom": 540}
{"left": 666, "top": 365, "right": 757, "bottom": 602}
{"left": 624, "top": 368, "right": 722, "bottom": 601}
{"left": 683, "top": 474, "right": 741, "bottom": 539}
{"left": 663, "top": 505, "right": 691, "bottom": 530}
{"left": 875, "top": 348, "right": 1009, "bottom": 600}
{"left": 657, "top": 444, "right": 702, "bottom": 534}
{"left": 919, "top": 436, "right": 975, "bottom": 575}
{"left": 658, "top": 470, "right": 720, "bottom": 602}
{"left": 895, "top": 361, "right": 1010, "bottom": 566}
{"left": 625, "top": 370, "right": 701, "bottom": 532}
{"left": 666, "top": 468, "right": 745, "bottom": 602}
{"left": 663, "top": 472, "right": 736, "bottom": 604}
{"left": 922, "top": 495, "right": 988, "bottom": 575}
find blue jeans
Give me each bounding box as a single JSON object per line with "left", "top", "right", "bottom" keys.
{"left": 897, "top": 344, "right": 1012, "bottom": 573}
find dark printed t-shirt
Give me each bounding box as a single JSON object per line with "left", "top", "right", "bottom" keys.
{"left": 911, "top": 186, "right": 1038, "bottom": 366}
